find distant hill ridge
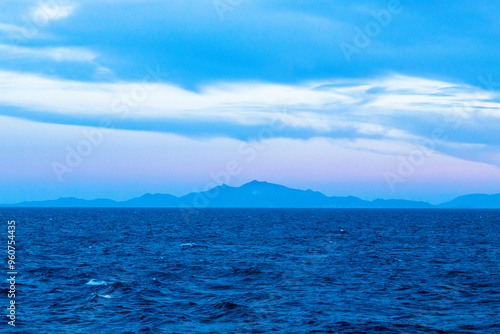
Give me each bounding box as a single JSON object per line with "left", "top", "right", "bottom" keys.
{"left": 3, "top": 181, "right": 500, "bottom": 208}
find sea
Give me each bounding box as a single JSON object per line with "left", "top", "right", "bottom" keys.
{"left": 1, "top": 208, "right": 499, "bottom": 333}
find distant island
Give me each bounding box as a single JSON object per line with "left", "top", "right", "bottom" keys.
{"left": 2, "top": 181, "right": 500, "bottom": 209}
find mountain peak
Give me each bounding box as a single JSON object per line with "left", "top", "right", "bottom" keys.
{"left": 4, "top": 182, "right": 499, "bottom": 208}
{"left": 246, "top": 180, "right": 269, "bottom": 185}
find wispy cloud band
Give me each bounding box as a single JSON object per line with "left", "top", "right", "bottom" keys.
{"left": 0, "top": 70, "right": 499, "bottom": 165}
{"left": 0, "top": 44, "right": 97, "bottom": 62}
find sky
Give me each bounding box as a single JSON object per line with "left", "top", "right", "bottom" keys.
{"left": 1, "top": 0, "right": 500, "bottom": 204}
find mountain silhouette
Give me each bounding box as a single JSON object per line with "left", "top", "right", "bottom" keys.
{"left": 437, "top": 193, "right": 500, "bottom": 209}
{"left": 3, "top": 181, "right": 499, "bottom": 208}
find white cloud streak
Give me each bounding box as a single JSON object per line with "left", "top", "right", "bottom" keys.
{"left": 0, "top": 70, "right": 499, "bottom": 155}
{"left": 0, "top": 23, "right": 29, "bottom": 36}
{"left": 0, "top": 44, "right": 97, "bottom": 62}
{"left": 31, "top": 2, "right": 76, "bottom": 22}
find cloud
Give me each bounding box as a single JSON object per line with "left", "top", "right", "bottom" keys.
{"left": 0, "top": 44, "right": 97, "bottom": 62}
{"left": 31, "top": 2, "right": 76, "bottom": 22}
{"left": 0, "top": 70, "right": 499, "bottom": 166}
{"left": 2, "top": 114, "right": 500, "bottom": 204}
{"left": 0, "top": 22, "right": 53, "bottom": 43}
{"left": 0, "top": 2, "right": 76, "bottom": 45}
{"left": 0, "top": 23, "right": 28, "bottom": 36}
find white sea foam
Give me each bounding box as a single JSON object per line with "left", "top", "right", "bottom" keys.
{"left": 180, "top": 243, "right": 197, "bottom": 247}
{"left": 86, "top": 279, "right": 108, "bottom": 286}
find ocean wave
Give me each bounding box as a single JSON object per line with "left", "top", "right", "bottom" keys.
{"left": 180, "top": 242, "right": 199, "bottom": 247}
{"left": 86, "top": 279, "right": 109, "bottom": 286}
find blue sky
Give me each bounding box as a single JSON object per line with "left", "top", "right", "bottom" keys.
{"left": 1, "top": 0, "right": 500, "bottom": 204}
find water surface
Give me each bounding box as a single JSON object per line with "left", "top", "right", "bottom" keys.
{"left": 2, "top": 208, "right": 499, "bottom": 333}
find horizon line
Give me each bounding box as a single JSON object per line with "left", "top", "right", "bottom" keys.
{"left": 2, "top": 180, "right": 499, "bottom": 207}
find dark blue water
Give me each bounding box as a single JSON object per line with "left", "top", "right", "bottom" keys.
{"left": 1, "top": 208, "right": 499, "bottom": 333}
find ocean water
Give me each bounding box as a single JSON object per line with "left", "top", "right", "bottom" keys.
{"left": 1, "top": 208, "right": 499, "bottom": 333}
